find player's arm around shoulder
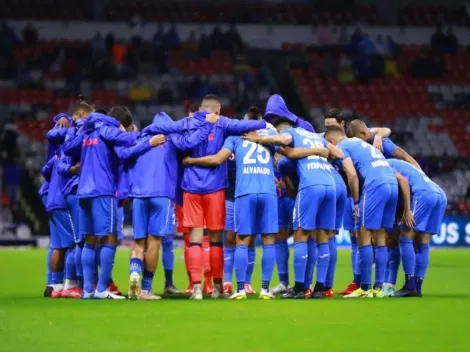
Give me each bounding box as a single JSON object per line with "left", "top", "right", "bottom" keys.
{"left": 183, "top": 133, "right": 233, "bottom": 167}
{"left": 242, "top": 130, "right": 292, "bottom": 146}
{"left": 392, "top": 146, "right": 422, "bottom": 171}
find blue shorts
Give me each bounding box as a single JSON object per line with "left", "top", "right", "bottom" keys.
{"left": 50, "top": 209, "right": 75, "bottom": 249}
{"left": 79, "top": 196, "right": 118, "bottom": 238}
{"left": 166, "top": 202, "right": 176, "bottom": 235}
{"left": 117, "top": 206, "right": 124, "bottom": 241}
{"left": 235, "top": 193, "right": 278, "bottom": 235}
{"left": 133, "top": 197, "right": 173, "bottom": 239}
{"left": 335, "top": 181, "right": 347, "bottom": 230}
{"left": 408, "top": 190, "right": 440, "bottom": 233}
{"left": 359, "top": 183, "right": 398, "bottom": 230}
{"left": 278, "top": 196, "right": 295, "bottom": 230}
{"left": 419, "top": 190, "right": 447, "bottom": 235}
{"left": 293, "top": 185, "right": 336, "bottom": 231}
{"left": 343, "top": 197, "right": 357, "bottom": 231}
{"left": 66, "top": 194, "right": 81, "bottom": 243}
{"left": 225, "top": 200, "right": 235, "bottom": 232}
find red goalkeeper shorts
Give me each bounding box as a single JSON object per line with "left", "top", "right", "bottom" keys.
{"left": 182, "top": 190, "right": 225, "bottom": 231}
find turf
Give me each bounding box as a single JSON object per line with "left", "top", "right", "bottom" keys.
{"left": 0, "top": 248, "right": 469, "bottom": 352}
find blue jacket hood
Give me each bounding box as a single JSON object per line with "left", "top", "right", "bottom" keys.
{"left": 264, "top": 94, "right": 314, "bottom": 132}
{"left": 85, "top": 113, "right": 119, "bottom": 132}
{"left": 52, "top": 113, "right": 71, "bottom": 126}
{"left": 264, "top": 94, "right": 297, "bottom": 124}
{"left": 152, "top": 112, "right": 173, "bottom": 124}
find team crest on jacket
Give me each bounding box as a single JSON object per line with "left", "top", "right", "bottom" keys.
{"left": 208, "top": 133, "right": 215, "bottom": 141}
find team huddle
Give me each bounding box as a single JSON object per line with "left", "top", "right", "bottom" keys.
{"left": 41, "top": 93, "right": 447, "bottom": 301}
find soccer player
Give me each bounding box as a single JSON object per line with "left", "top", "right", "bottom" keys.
{"left": 126, "top": 111, "right": 218, "bottom": 300}
{"left": 325, "top": 126, "right": 398, "bottom": 298}
{"left": 324, "top": 110, "right": 392, "bottom": 295}
{"left": 57, "top": 113, "right": 88, "bottom": 298}
{"left": 271, "top": 154, "right": 295, "bottom": 294}
{"left": 45, "top": 113, "right": 76, "bottom": 298}
{"left": 347, "top": 119, "right": 421, "bottom": 169}
{"left": 387, "top": 159, "right": 446, "bottom": 297}
{"left": 184, "top": 124, "right": 279, "bottom": 299}
{"left": 63, "top": 110, "right": 142, "bottom": 299}
{"left": 40, "top": 113, "right": 72, "bottom": 297}
{"left": 245, "top": 120, "right": 342, "bottom": 299}
{"left": 181, "top": 94, "right": 267, "bottom": 300}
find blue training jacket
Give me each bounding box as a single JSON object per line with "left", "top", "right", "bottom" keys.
{"left": 39, "top": 156, "right": 55, "bottom": 197}
{"left": 181, "top": 112, "right": 266, "bottom": 194}
{"left": 57, "top": 118, "right": 86, "bottom": 197}
{"left": 45, "top": 115, "right": 74, "bottom": 211}
{"left": 63, "top": 113, "right": 140, "bottom": 199}
{"left": 264, "top": 94, "right": 315, "bottom": 132}
{"left": 40, "top": 113, "right": 71, "bottom": 197}
{"left": 121, "top": 112, "right": 214, "bottom": 203}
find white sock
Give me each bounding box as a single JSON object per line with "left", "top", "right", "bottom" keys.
{"left": 64, "top": 279, "right": 77, "bottom": 290}
{"left": 52, "top": 284, "right": 63, "bottom": 292}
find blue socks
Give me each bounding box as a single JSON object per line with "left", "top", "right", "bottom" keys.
{"left": 415, "top": 243, "right": 430, "bottom": 280}
{"left": 351, "top": 236, "right": 360, "bottom": 284}
{"left": 223, "top": 246, "right": 235, "bottom": 283}
{"left": 374, "top": 245, "right": 387, "bottom": 289}
{"left": 316, "top": 242, "right": 329, "bottom": 285}
{"left": 234, "top": 244, "right": 248, "bottom": 289}
{"left": 325, "top": 237, "right": 337, "bottom": 288}
{"left": 246, "top": 247, "right": 256, "bottom": 284}
{"left": 275, "top": 239, "right": 289, "bottom": 286}
{"left": 359, "top": 244, "right": 373, "bottom": 291}
{"left": 82, "top": 243, "right": 95, "bottom": 293}
{"left": 75, "top": 243, "right": 83, "bottom": 288}
{"left": 162, "top": 236, "right": 174, "bottom": 287}
{"left": 261, "top": 244, "right": 275, "bottom": 290}
{"left": 386, "top": 246, "right": 400, "bottom": 285}
{"left": 130, "top": 257, "right": 143, "bottom": 276}
{"left": 51, "top": 271, "right": 64, "bottom": 285}
{"left": 304, "top": 237, "right": 317, "bottom": 288}
{"left": 97, "top": 244, "right": 117, "bottom": 293}
{"left": 94, "top": 244, "right": 101, "bottom": 285}
{"left": 399, "top": 237, "right": 415, "bottom": 282}
{"left": 294, "top": 242, "right": 308, "bottom": 284}
{"left": 65, "top": 248, "right": 77, "bottom": 280}
{"left": 142, "top": 270, "right": 154, "bottom": 291}
{"left": 46, "top": 247, "right": 53, "bottom": 285}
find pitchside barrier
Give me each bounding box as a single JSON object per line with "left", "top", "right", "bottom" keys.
{"left": 2, "top": 216, "right": 470, "bottom": 248}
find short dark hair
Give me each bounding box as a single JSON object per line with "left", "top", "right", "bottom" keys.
{"left": 108, "top": 106, "right": 133, "bottom": 128}
{"left": 325, "top": 108, "right": 343, "bottom": 122}
{"left": 202, "top": 94, "right": 220, "bottom": 102}
{"left": 246, "top": 106, "right": 262, "bottom": 120}
{"left": 188, "top": 103, "right": 199, "bottom": 114}
{"left": 74, "top": 95, "right": 95, "bottom": 114}
{"left": 95, "top": 108, "right": 109, "bottom": 114}
{"left": 346, "top": 119, "right": 367, "bottom": 138}
{"left": 324, "top": 125, "right": 345, "bottom": 139}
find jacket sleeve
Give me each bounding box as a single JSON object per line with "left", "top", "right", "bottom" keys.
{"left": 142, "top": 119, "right": 186, "bottom": 135}
{"left": 223, "top": 118, "right": 267, "bottom": 136}
{"left": 99, "top": 127, "right": 139, "bottom": 147}
{"left": 41, "top": 157, "right": 55, "bottom": 181}
{"left": 170, "top": 121, "right": 213, "bottom": 151}
{"left": 63, "top": 130, "right": 84, "bottom": 157}
{"left": 46, "top": 127, "right": 69, "bottom": 146}
{"left": 114, "top": 137, "right": 152, "bottom": 161}
{"left": 57, "top": 152, "right": 73, "bottom": 177}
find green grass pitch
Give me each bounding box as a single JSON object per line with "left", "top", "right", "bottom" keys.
{"left": 0, "top": 248, "right": 469, "bottom": 351}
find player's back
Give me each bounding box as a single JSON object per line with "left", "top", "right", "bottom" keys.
{"left": 229, "top": 128, "right": 277, "bottom": 198}
{"left": 77, "top": 113, "right": 121, "bottom": 198}
{"left": 285, "top": 128, "right": 334, "bottom": 190}
{"left": 338, "top": 137, "right": 396, "bottom": 189}
{"left": 387, "top": 159, "right": 440, "bottom": 194}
